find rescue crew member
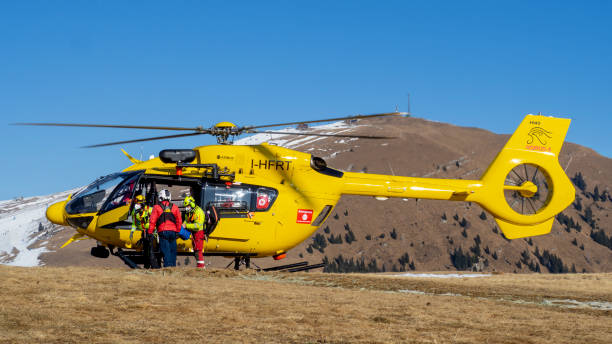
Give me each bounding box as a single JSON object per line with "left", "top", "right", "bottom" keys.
{"left": 148, "top": 189, "right": 182, "bottom": 267}
{"left": 182, "top": 196, "right": 206, "bottom": 269}
{"left": 129, "top": 194, "right": 156, "bottom": 269}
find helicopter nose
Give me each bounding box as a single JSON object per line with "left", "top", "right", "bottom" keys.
{"left": 46, "top": 200, "right": 68, "bottom": 226}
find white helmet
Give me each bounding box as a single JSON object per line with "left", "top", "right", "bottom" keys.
{"left": 158, "top": 189, "right": 171, "bottom": 202}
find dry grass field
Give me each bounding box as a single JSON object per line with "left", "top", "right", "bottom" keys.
{"left": 1, "top": 266, "right": 611, "bottom": 344}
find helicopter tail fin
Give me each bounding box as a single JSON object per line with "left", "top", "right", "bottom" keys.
{"left": 477, "top": 114, "right": 575, "bottom": 239}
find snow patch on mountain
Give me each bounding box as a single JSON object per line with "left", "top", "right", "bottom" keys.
{"left": 0, "top": 189, "right": 76, "bottom": 267}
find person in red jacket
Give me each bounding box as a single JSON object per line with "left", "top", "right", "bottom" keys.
{"left": 148, "top": 189, "right": 182, "bottom": 267}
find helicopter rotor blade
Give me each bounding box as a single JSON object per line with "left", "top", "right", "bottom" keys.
{"left": 14, "top": 122, "right": 205, "bottom": 132}
{"left": 242, "top": 111, "right": 408, "bottom": 131}
{"left": 248, "top": 130, "right": 396, "bottom": 140}
{"left": 15, "top": 110, "right": 404, "bottom": 147}
{"left": 82, "top": 132, "right": 208, "bottom": 148}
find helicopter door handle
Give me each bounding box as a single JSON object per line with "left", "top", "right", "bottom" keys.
{"left": 245, "top": 220, "right": 262, "bottom": 225}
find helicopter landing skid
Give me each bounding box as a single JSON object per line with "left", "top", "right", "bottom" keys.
{"left": 260, "top": 261, "right": 325, "bottom": 273}
{"left": 110, "top": 247, "right": 141, "bottom": 269}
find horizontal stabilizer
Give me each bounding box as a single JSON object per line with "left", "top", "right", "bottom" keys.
{"left": 495, "top": 217, "right": 554, "bottom": 239}
{"left": 60, "top": 233, "right": 87, "bottom": 248}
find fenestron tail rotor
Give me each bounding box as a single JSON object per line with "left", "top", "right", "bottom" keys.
{"left": 471, "top": 115, "right": 574, "bottom": 239}
{"left": 14, "top": 111, "right": 408, "bottom": 147}
{"left": 503, "top": 163, "right": 552, "bottom": 215}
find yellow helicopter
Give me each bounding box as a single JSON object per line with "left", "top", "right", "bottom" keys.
{"left": 20, "top": 112, "right": 575, "bottom": 269}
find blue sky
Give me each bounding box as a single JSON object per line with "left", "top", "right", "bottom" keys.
{"left": 1, "top": 1, "right": 611, "bottom": 200}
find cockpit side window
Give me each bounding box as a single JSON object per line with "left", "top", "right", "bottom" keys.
{"left": 65, "top": 171, "right": 141, "bottom": 215}
{"left": 100, "top": 173, "right": 140, "bottom": 214}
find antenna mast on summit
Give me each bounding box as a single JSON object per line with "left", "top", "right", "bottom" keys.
{"left": 407, "top": 93, "right": 411, "bottom": 116}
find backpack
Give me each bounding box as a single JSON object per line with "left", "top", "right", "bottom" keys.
{"left": 156, "top": 201, "right": 177, "bottom": 228}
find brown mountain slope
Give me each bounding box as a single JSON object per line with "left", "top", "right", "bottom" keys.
{"left": 40, "top": 116, "right": 612, "bottom": 272}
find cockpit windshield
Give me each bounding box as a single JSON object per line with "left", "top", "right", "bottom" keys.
{"left": 66, "top": 171, "right": 141, "bottom": 215}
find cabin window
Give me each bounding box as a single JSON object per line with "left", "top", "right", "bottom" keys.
{"left": 201, "top": 183, "right": 277, "bottom": 216}
{"left": 204, "top": 184, "right": 251, "bottom": 214}
{"left": 254, "top": 187, "right": 277, "bottom": 212}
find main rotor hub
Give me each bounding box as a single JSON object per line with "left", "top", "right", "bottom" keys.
{"left": 213, "top": 121, "right": 238, "bottom": 129}
{"left": 211, "top": 122, "right": 239, "bottom": 145}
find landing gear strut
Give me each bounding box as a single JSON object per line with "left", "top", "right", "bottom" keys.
{"left": 234, "top": 256, "right": 250, "bottom": 270}
{"left": 226, "top": 256, "right": 259, "bottom": 270}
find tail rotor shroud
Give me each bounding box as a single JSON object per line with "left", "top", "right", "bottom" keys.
{"left": 475, "top": 114, "right": 575, "bottom": 239}
{"left": 503, "top": 163, "right": 552, "bottom": 216}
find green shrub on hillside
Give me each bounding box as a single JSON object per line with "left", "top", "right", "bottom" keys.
{"left": 323, "top": 255, "right": 381, "bottom": 273}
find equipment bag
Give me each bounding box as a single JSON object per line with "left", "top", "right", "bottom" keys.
{"left": 178, "top": 226, "right": 191, "bottom": 240}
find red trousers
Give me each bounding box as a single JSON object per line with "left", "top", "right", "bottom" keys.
{"left": 192, "top": 231, "right": 205, "bottom": 268}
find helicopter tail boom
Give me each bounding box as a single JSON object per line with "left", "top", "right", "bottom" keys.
{"left": 339, "top": 114, "right": 574, "bottom": 239}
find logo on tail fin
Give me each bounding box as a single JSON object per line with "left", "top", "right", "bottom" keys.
{"left": 527, "top": 127, "right": 552, "bottom": 145}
